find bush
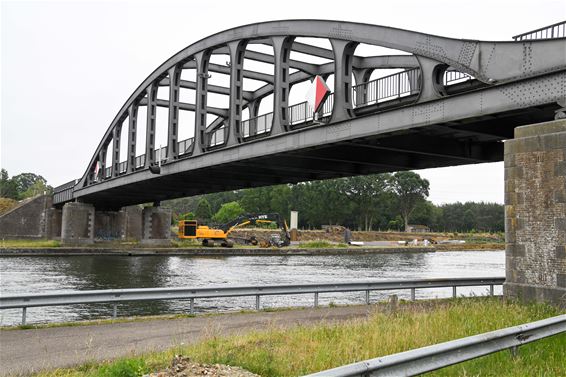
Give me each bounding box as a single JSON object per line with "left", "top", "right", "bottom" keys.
{"left": 0, "top": 197, "right": 17, "bottom": 215}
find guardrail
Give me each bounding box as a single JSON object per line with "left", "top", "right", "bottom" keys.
{"left": 353, "top": 68, "right": 420, "bottom": 108}
{"left": 241, "top": 112, "right": 273, "bottom": 138}
{"left": 0, "top": 277, "right": 504, "bottom": 325}
{"left": 304, "top": 314, "right": 566, "bottom": 376}
{"left": 513, "top": 20, "right": 566, "bottom": 41}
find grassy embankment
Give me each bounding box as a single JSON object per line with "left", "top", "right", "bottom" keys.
{"left": 39, "top": 298, "right": 564, "bottom": 377}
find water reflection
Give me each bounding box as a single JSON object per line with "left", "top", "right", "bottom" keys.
{"left": 0, "top": 251, "right": 504, "bottom": 325}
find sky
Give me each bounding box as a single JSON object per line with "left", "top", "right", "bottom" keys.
{"left": 1, "top": 0, "right": 565, "bottom": 204}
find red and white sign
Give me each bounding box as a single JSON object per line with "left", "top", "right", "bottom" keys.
{"left": 306, "top": 75, "right": 330, "bottom": 112}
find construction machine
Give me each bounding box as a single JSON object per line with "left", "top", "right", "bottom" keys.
{"left": 178, "top": 213, "right": 291, "bottom": 248}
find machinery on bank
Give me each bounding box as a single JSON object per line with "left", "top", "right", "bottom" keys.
{"left": 178, "top": 213, "right": 291, "bottom": 248}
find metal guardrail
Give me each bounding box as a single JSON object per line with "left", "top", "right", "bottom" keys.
{"left": 444, "top": 69, "right": 474, "bottom": 85}
{"left": 178, "top": 137, "right": 194, "bottom": 156}
{"left": 353, "top": 68, "right": 420, "bottom": 108}
{"left": 0, "top": 277, "right": 504, "bottom": 325}
{"left": 135, "top": 154, "right": 146, "bottom": 169}
{"left": 305, "top": 314, "right": 566, "bottom": 376}
{"left": 513, "top": 20, "right": 566, "bottom": 41}
{"left": 208, "top": 125, "right": 227, "bottom": 147}
{"left": 241, "top": 112, "right": 273, "bottom": 138}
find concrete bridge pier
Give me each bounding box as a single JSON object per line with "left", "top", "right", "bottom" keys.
{"left": 141, "top": 205, "right": 172, "bottom": 246}
{"left": 504, "top": 119, "right": 566, "bottom": 308}
{"left": 61, "top": 204, "right": 143, "bottom": 245}
{"left": 61, "top": 202, "right": 95, "bottom": 245}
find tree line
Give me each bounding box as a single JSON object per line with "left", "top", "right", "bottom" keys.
{"left": 164, "top": 171, "right": 504, "bottom": 233}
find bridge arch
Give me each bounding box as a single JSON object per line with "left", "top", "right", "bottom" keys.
{"left": 74, "top": 19, "right": 565, "bottom": 195}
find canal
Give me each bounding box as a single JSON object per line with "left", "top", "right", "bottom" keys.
{"left": 0, "top": 250, "right": 504, "bottom": 326}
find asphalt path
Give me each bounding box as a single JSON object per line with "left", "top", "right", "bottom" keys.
{"left": 0, "top": 305, "right": 375, "bottom": 375}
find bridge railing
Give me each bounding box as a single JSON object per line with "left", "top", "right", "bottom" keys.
{"left": 134, "top": 154, "right": 146, "bottom": 169}
{"left": 0, "top": 276, "right": 504, "bottom": 325}
{"left": 305, "top": 314, "right": 566, "bottom": 377}
{"left": 513, "top": 21, "right": 566, "bottom": 40}
{"left": 208, "top": 125, "right": 227, "bottom": 147}
{"left": 178, "top": 137, "right": 194, "bottom": 156}
{"left": 153, "top": 146, "right": 168, "bottom": 162}
{"left": 241, "top": 113, "right": 273, "bottom": 138}
{"left": 444, "top": 69, "right": 474, "bottom": 86}
{"left": 52, "top": 179, "right": 77, "bottom": 204}
{"left": 353, "top": 68, "right": 420, "bottom": 108}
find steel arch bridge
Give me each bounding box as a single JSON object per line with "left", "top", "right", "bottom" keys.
{"left": 53, "top": 20, "right": 566, "bottom": 209}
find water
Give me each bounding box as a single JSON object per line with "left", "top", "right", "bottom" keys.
{"left": 0, "top": 251, "right": 504, "bottom": 325}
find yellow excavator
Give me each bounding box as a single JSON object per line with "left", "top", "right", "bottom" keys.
{"left": 178, "top": 213, "right": 291, "bottom": 248}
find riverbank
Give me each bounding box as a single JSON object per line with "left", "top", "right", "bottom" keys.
{"left": 0, "top": 246, "right": 438, "bottom": 256}
{"left": 4, "top": 297, "right": 562, "bottom": 377}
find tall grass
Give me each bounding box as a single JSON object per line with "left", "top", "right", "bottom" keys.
{"left": 40, "top": 298, "right": 565, "bottom": 377}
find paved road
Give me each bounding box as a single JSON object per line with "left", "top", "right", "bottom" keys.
{"left": 0, "top": 305, "right": 374, "bottom": 375}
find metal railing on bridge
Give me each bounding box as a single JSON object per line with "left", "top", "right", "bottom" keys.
{"left": 0, "top": 276, "right": 504, "bottom": 325}
{"left": 305, "top": 314, "right": 566, "bottom": 376}
{"left": 513, "top": 20, "right": 566, "bottom": 41}
{"left": 240, "top": 112, "right": 274, "bottom": 139}
{"left": 178, "top": 137, "right": 194, "bottom": 156}
{"left": 52, "top": 179, "right": 77, "bottom": 204}
{"left": 353, "top": 68, "right": 420, "bottom": 108}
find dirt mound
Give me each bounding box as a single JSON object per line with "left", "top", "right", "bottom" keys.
{"left": 147, "top": 355, "right": 260, "bottom": 377}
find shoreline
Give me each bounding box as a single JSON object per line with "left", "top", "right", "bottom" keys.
{"left": 0, "top": 246, "right": 434, "bottom": 256}
{"left": 0, "top": 245, "right": 503, "bottom": 257}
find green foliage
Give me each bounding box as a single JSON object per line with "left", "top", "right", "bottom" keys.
{"left": 300, "top": 240, "right": 348, "bottom": 248}
{"left": 194, "top": 198, "right": 212, "bottom": 222}
{"left": 212, "top": 201, "right": 245, "bottom": 224}
{"left": 162, "top": 172, "right": 504, "bottom": 233}
{"left": 0, "top": 169, "right": 52, "bottom": 200}
{"left": 95, "top": 358, "right": 148, "bottom": 377}
{"left": 389, "top": 172, "right": 430, "bottom": 231}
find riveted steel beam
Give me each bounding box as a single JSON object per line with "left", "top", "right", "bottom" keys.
{"left": 126, "top": 104, "right": 138, "bottom": 173}
{"left": 144, "top": 83, "right": 158, "bottom": 168}
{"left": 271, "top": 36, "right": 295, "bottom": 134}
{"left": 159, "top": 78, "right": 254, "bottom": 102}
{"left": 111, "top": 123, "right": 122, "bottom": 178}
{"left": 194, "top": 50, "right": 212, "bottom": 153}
{"left": 330, "top": 39, "right": 358, "bottom": 123}
{"left": 183, "top": 61, "right": 274, "bottom": 83}
{"left": 227, "top": 40, "right": 248, "bottom": 145}
{"left": 167, "top": 65, "right": 182, "bottom": 161}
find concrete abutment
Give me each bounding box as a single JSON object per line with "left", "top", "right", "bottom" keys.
{"left": 504, "top": 119, "right": 566, "bottom": 308}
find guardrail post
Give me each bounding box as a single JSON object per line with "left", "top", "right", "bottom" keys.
{"left": 452, "top": 286, "right": 457, "bottom": 298}
{"left": 21, "top": 307, "right": 27, "bottom": 326}
{"left": 255, "top": 295, "right": 260, "bottom": 311}
{"left": 411, "top": 288, "right": 416, "bottom": 301}
{"left": 189, "top": 298, "right": 194, "bottom": 315}
{"left": 490, "top": 284, "right": 494, "bottom": 296}
{"left": 113, "top": 304, "right": 117, "bottom": 318}
{"left": 314, "top": 292, "right": 319, "bottom": 307}
{"left": 365, "top": 290, "right": 370, "bottom": 305}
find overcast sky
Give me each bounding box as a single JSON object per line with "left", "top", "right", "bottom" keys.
{"left": 1, "top": 0, "right": 565, "bottom": 204}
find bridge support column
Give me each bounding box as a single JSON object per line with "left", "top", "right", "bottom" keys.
{"left": 504, "top": 119, "right": 566, "bottom": 308}
{"left": 61, "top": 202, "right": 95, "bottom": 245}
{"left": 94, "top": 206, "right": 142, "bottom": 241}
{"left": 141, "top": 206, "right": 172, "bottom": 246}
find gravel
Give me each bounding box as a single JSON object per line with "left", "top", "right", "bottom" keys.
{"left": 146, "top": 355, "right": 261, "bottom": 377}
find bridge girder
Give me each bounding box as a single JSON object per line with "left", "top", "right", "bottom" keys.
{"left": 60, "top": 20, "right": 565, "bottom": 207}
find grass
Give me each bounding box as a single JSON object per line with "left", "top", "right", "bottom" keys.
{"left": 299, "top": 240, "right": 348, "bottom": 248}
{"left": 0, "top": 239, "right": 61, "bottom": 248}
{"left": 37, "top": 298, "right": 565, "bottom": 377}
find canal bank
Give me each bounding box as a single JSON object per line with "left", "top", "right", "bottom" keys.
{"left": 0, "top": 246, "right": 435, "bottom": 257}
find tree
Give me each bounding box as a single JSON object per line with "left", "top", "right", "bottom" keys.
{"left": 212, "top": 201, "right": 245, "bottom": 224}
{"left": 194, "top": 198, "right": 213, "bottom": 222}
{"left": 0, "top": 169, "right": 18, "bottom": 199}
{"left": 340, "top": 174, "right": 390, "bottom": 231}
{"left": 389, "top": 172, "right": 430, "bottom": 231}
{"left": 12, "top": 173, "right": 48, "bottom": 198}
